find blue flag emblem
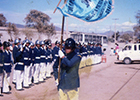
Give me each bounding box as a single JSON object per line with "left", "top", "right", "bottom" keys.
{"left": 57, "top": 0, "right": 113, "bottom": 22}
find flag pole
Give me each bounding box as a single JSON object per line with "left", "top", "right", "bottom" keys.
{"left": 58, "top": 0, "right": 66, "bottom": 82}
{"left": 53, "top": 0, "right": 62, "bottom": 13}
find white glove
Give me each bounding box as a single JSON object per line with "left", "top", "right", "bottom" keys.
{"left": 55, "top": 79, "right": 59, "bottom": 86}
{"left": 58, "top": 50, "right": 65, "bottom": 58}
{"left": 23, "top": 42, "right": 27, "bottom": 47}
{"left": 20, "top": 47, "right": 23, "bottom": 51}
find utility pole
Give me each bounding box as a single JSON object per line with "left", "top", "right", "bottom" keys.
{"left": 112, "top": 18, "right": 119, "bottom": 43}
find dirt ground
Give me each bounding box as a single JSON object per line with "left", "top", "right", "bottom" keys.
{"left": 1, "top": 42, "right": 129, "bottom": 100}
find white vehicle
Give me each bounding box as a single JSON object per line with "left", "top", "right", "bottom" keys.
{"left": 70, "top": 32, "right": 108, "bottom": 49}
{"left": 117, "top": 43, "right": 140, "bottom": 64}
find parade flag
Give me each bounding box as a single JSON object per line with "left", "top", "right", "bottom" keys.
{"left": 57, "top": 0, "right": 113, "bottom": 22}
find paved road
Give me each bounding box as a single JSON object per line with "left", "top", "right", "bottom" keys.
{"left": 1, "top": 43, "right": 140, "bottom": 100}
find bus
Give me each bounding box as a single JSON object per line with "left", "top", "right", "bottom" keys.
{"left": 70, "top": 32, "right": 108, "bottom": 49}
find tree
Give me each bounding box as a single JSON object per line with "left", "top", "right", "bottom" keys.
{"left": 7, "top": 23, "right": 19, "bottom": 39}
{"left": 0, "top": 13, "right": 7, "bottom": 27}
{"left": 7, "top": 23, "right": 12, "bottom": 40}
{"left": 44, "top": 23, "right": 56, "bottom": 39}
{"left": 120, "top": 33, "right": 132, "bottom": 41}
{"left": 12, "top": 23, "right": 19, "bottom": 38}
{"left": 133, "top": 10, "right": 140, "bottom": 38}
{"left": 112, "top": 31, "right": 120, "bottom": 41}
{"left": 22, "top": 28, "right": 34, "bottom": 40}
{"left": 24, "top": 10, "right": 56, "bottom": 39}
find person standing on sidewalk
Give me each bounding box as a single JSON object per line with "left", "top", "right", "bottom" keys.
{"left": 55, "top": 38, "right": 82, "bottom": 100}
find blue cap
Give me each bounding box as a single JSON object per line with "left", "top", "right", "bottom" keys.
{"left": 35, "top": 40, "right": 40, "bottom": 45}
{"left": 14, "top": 39, "right": 20, "bottom": 44}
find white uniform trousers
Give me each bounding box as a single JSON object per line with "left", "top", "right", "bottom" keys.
{"left": 97, "top": 55, "right": 101, "bottom": 64}
{"left": 33, "top": 63, "right": 40, "bottom": 83}
{"left": 23, "top": 65, "right": 30, "bottom": 87}
{"left": 12, "top": 64, "right": 16, "bottom": 83}
{"left": 39, "top": 63, "right": 46, "bottom": 81}
{"left": 3, "top": 72, "right": 10, "bottom": 93}
{"left": 15, "top": 70, "right": 24, "bottom": 90}
{"left": 46, "top": 62, "right": 52, "bottom": 77}
{"left": 0, "top": 73, "right": 3, "bottom": 87}
{"left": 0, "top": 73, "right": 3, "bottom": 94}
{"left": 29, "top": 63, "right": 34, "bottom": 85}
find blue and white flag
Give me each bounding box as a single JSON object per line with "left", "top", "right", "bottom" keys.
{"left": 57, "top": 0, "right": 113, "bottom": 22}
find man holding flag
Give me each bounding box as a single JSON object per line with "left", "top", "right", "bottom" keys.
{"left": 56, "top": 38, "right": 82, "bottom": 100}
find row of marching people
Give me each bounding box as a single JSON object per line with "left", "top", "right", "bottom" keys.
{"left": 0, "top": 38, "right": 54, "bottom": 96}
{"left": 75, "top": 42, "right": 103, "bottom": 68}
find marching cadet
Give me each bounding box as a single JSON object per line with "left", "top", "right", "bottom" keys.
{"left": 14, "top": 44, "right": 24, "bottom": 91}
{"left": 80, "top": 43, "right": 87, "bottom": 68}
{"left": 96, "top": 43, "right": 102, "bottom": 64}
{"left": 91, "top": 43, "right": 96, "bottom": 64}
{"left": 12, "top": 39, "right": 20, "bottom": 84}
{"left": 23, "top": 39, "right": 31, "bottom": 88}
{"left": 3, "top": 41, "right": 13, "bottom": 94}
{"left": 86, "top": 42, "right": 92, "bottom": 66}
{"left": 53, "top": 41, "right": 60, "bottom": 62}
{"left": 55, "top": 38, "right": 82, "bottom": 100}
{"left": 39, "top": 41, "right": 46, "bottom": 81}
{"left": 28, "top": 42, "right": 35, "bottom": 85}
{"left": 46, "top": 41, "right": 53, "bottom": 78}
{"left": 0, "top": 42, "right": 4, "bottom": 96}
{"left": 52, "top": 41, "right": 60, "bottom": 81}
{"left": 33, "top": 40, "right": 41, "bottom": 84}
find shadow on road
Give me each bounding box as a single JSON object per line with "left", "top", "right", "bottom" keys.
{"left": 114, "top": 62, "right": 140, "bottom": 65}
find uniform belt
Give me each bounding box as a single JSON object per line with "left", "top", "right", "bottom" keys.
{"left": 24, "top": 57, "right": 28, "bottom": 60}
{"left": 55, "top": 54, "right": 59, "bottom": 57}
{"left": 41, "top": 56, "right": 46, "bottom": 58}
{"left": 29, "top": 58, "right": 31, "bottom": 60}
{"left": 4, "top": 63, "right": 11, "bottom": 66}
{"left": 0, "top": 64, "right": 3, "bottom": 66}
{"left": 46, "top": 57, "right": 48, "bottom": 60}
{"left": 17, "top": 62, "right": 24, "bottom": 65}
{"left": 35, "top": 57, "right": 40, "bottom": 59}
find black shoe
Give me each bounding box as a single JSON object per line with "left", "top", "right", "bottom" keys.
{"left": 23, "top": 86, "right": 30, "bottom": 89}
{"left": 31, "top": 77, "right": 34, "bottom": 83}
{"left": 34, "top": 82, "right": 39, "bottom": 85}
{"left": 0, "top": 94, "right": 3, "bottom": 96}
{"left": 51, "top": 72, "right": 54, "bottom": 75}
{"left": 17, "top": 89, "right": 24, "bottom": 91}
{"left": 3, "top": 92, "right": 11, "bottom": 94}
{"left": 29, "top": 84, "right": 34, "bottom": 86}
{"left": 12, "top": 82, "right": 16, "bottom": 85}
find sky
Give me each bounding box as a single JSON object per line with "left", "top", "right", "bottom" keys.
{"left": 0, "top": 0, "right": 139, "bottom": 33}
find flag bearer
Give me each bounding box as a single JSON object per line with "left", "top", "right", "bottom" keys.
{"left": 56, "top": 38, "right": 82, "bottom": 100}
{"left": 3, "top": 41, "right": 13, "bottom": 94}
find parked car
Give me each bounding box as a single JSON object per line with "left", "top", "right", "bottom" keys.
{"left": 117, "top": 43, "right": 140, "bottom": 64}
